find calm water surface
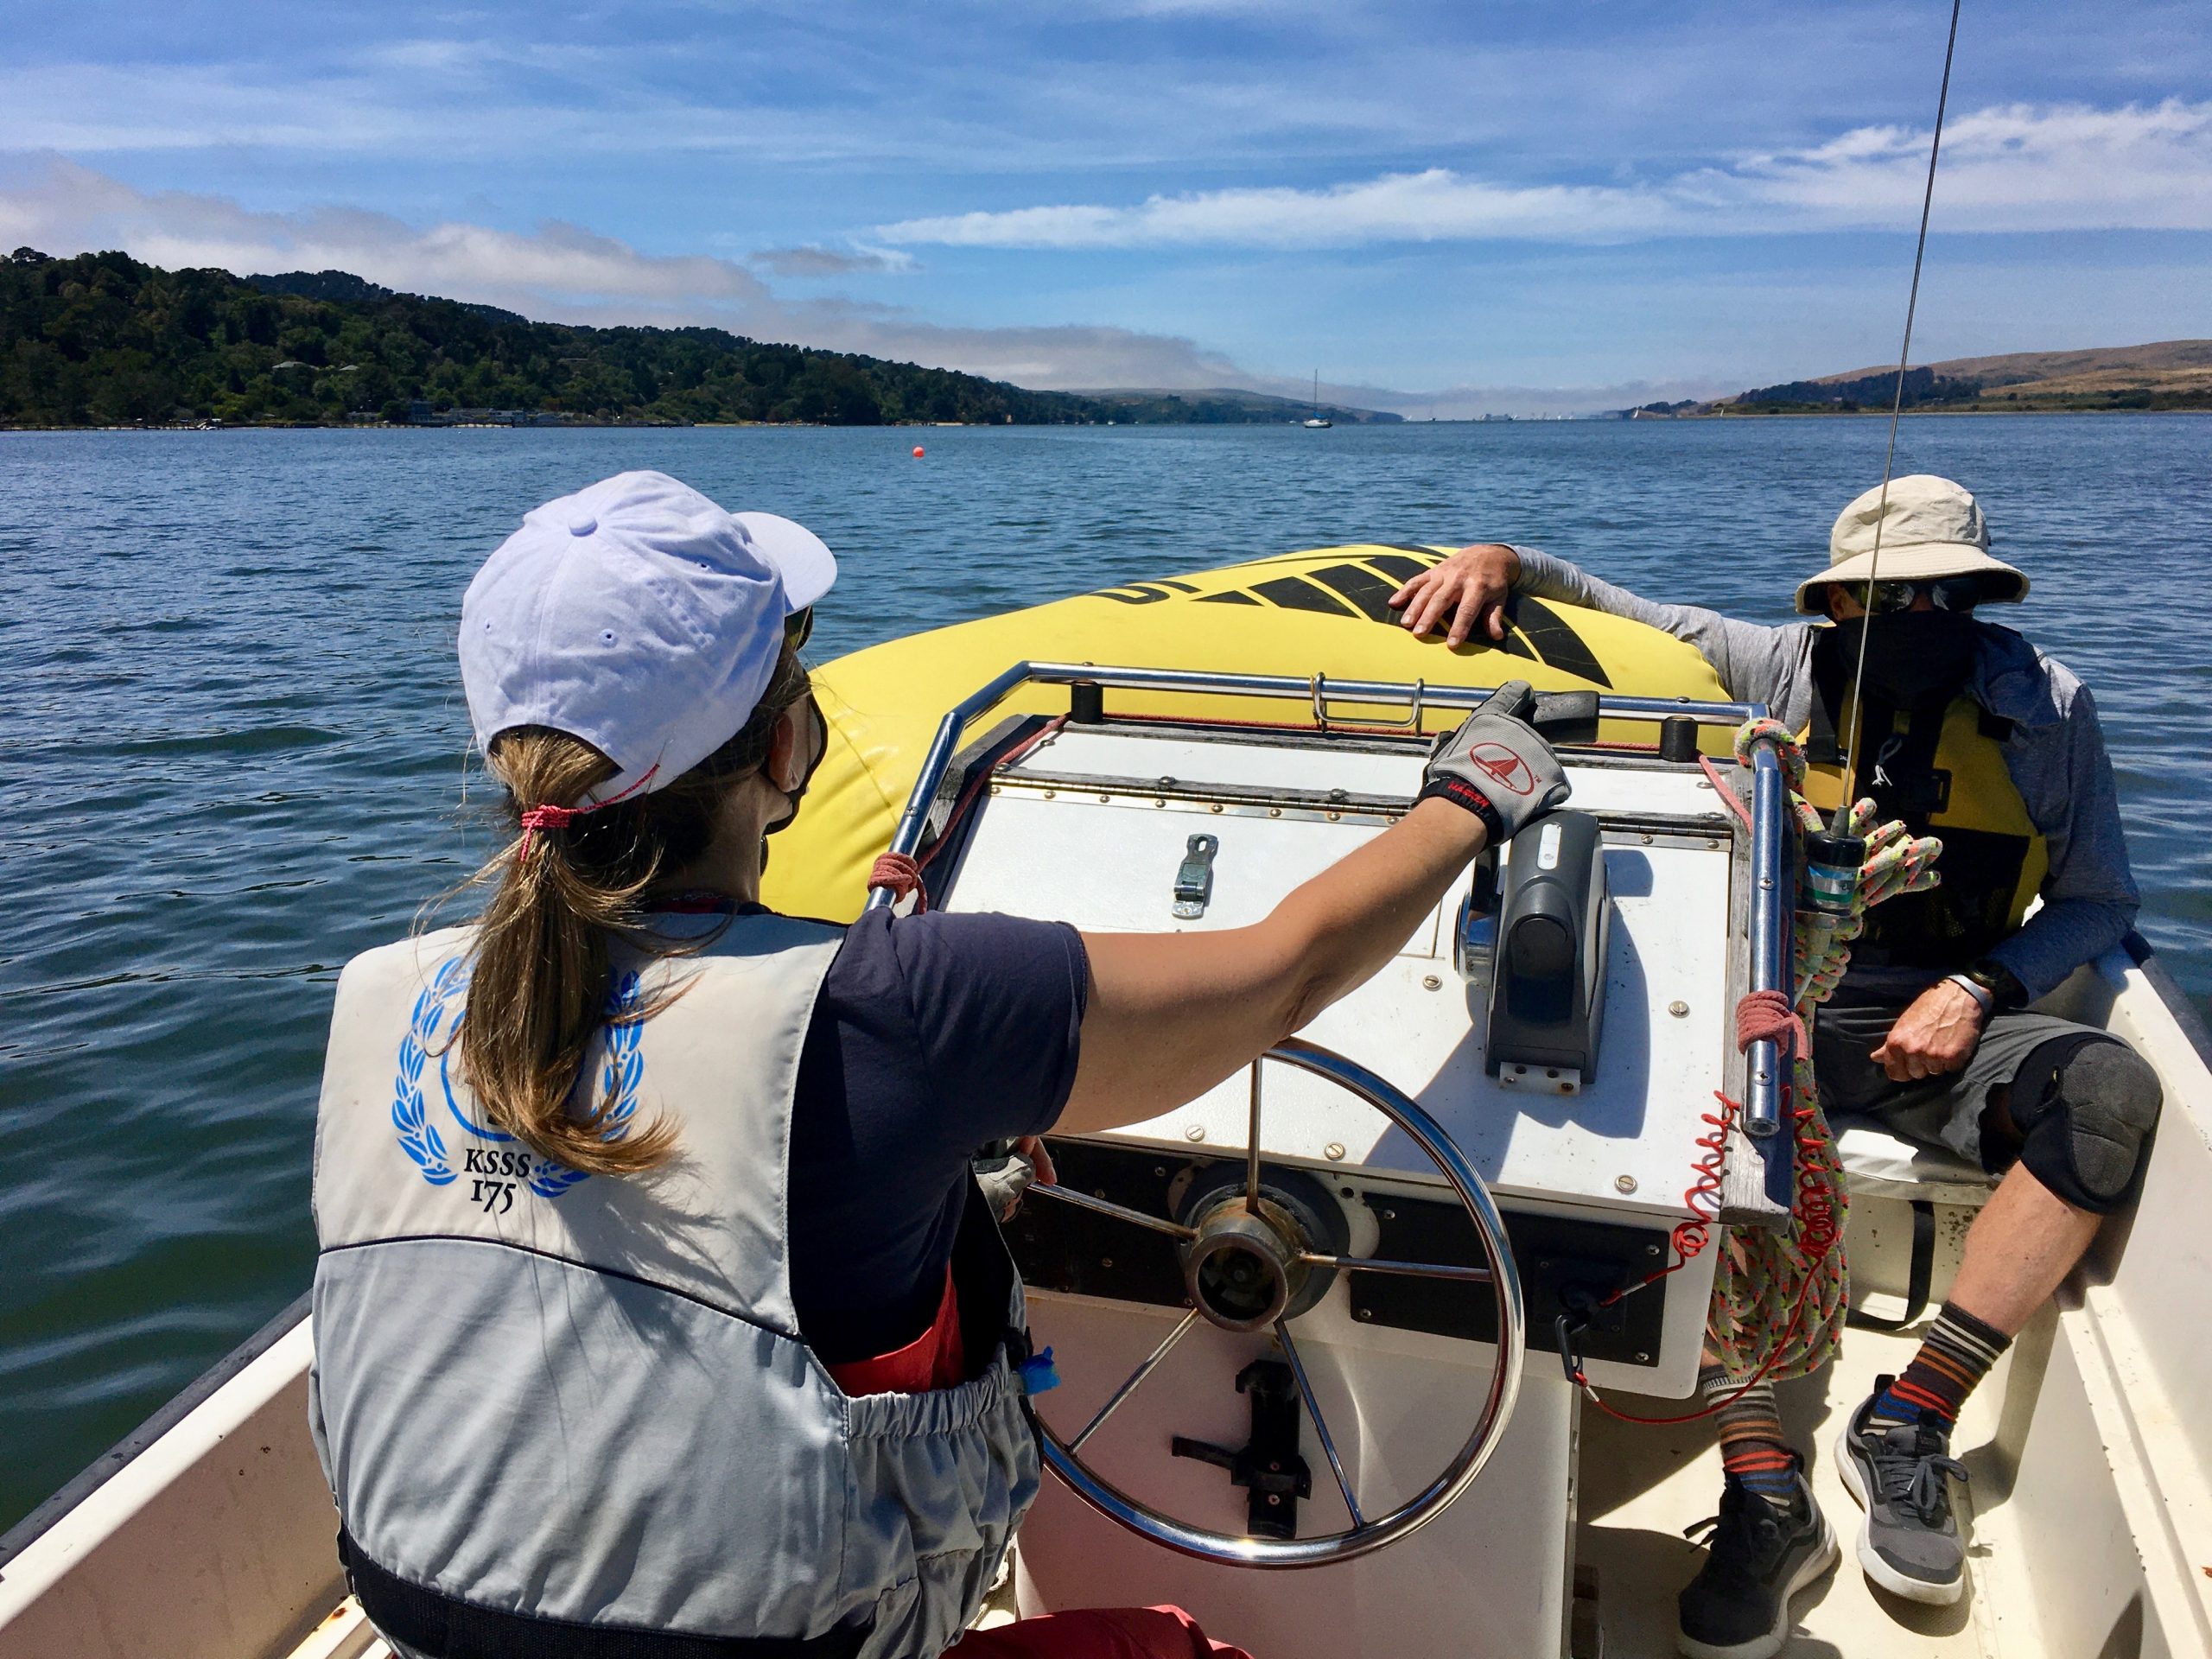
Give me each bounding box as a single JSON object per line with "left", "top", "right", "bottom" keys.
{"left": 3, "top": 416, "right": 2209, "bottom": 1529}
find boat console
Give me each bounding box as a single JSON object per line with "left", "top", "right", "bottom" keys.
{"left": 878, "top": 664, "right": 1796, "bottom": 1656}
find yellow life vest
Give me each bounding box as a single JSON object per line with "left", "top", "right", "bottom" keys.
{"left": 1801, "top": 684, "right": 2048, "bottom": 969}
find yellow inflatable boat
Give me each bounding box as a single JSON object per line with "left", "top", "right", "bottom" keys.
{"left": 764, "top": 543, "right": 1731, "bottom": 918}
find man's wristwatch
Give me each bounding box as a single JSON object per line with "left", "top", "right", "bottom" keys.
{"left": 1961, "top": 957, "right": 2030, "bottom": 1014}
{"left": 1942, "top": 972, "right": 1993, "bottom": 1020}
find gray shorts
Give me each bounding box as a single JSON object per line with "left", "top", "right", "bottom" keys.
{"left": 1812, "top": 987, "right": 2107, "bottom": 1171}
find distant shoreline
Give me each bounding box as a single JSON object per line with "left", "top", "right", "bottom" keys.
{"left": 1630, "top": 404, "right": 2211, "bottom": 420}
{"left": 5, "top": 405, "right": 2209, "bottom": 435}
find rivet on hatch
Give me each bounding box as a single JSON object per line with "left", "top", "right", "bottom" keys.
{"left": 1185, "top": 1124, "right": 1206, "bottom": 1142}
{"left": 1614, "top": 1173, "right": 1638, "bottom": 1195}
{"left": 1421, "top": 974, "right": 1441, "bottom": 991}
{"left": 1669, "top": 1000, "right": 1689, "bottom": 1018}
{"left": 1324, "top": 1142, "right": 1346, "bottom": 1161}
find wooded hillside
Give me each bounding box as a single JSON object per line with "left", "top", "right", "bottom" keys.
{"left": 0, "top": 249, "right": 1295, "bottom": 429}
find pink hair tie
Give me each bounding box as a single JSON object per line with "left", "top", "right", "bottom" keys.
{"left": 514, "top": 766, "right": 658, "bottom": 862}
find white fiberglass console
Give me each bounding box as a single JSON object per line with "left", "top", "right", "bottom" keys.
{"left": 889, "top": 668, "right": 1786, "bottom": 1658}
{"left": 954, "top": 723, "right": 1747, "bottom": 1392}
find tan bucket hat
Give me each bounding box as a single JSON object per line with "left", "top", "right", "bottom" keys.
{"left": 1794, "top": 474, "right": 2029, "bottom": 614}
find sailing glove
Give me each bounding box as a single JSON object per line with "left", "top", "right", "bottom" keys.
{"left": 1419, "top": 680, "right": 1570, "bottom": 842}
{"left": 974, "top": 1146, "right": 1037, "bottom": 1221}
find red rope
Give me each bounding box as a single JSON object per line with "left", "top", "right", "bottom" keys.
{"left": 1699, "top": 754, "right": 1754, "bottom": 830}
{"left": 1567, "top": 990, "right": 1841, "bottom": 1427}
{"left": 516, "top": 765, "right": 660, "bottom": 861}
{"left": 1736, "top": 986, "right": 1808, "bottom": 1061}
{"left": 869, "top": 852, "right": 926, "bottom": 910}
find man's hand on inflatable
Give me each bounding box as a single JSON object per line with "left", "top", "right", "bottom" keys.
{"left": 1420, "top": 680, "right": 1570, "bottom": 842}
{"left": 1389, "top": 543, "right": 1519, "bottom": 646}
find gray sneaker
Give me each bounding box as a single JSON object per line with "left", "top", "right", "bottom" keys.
{"left": 1835, "top": 1378, "right": 1971, "bottom": 1605}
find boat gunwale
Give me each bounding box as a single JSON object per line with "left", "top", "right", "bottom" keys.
{"left": 0, "top": 1290, "right": 311, "bottom": 1571}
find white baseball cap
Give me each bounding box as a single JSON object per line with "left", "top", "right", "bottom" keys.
{"left": 459, "top": 470, "right": 836, "bottom": 801}
{"left": 1795, "top": 474, "right": 2028, "bottom": 614}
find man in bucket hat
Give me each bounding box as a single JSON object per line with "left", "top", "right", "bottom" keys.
{"left": 1390, "top": 475, "right": 2158, "bottom": 1657}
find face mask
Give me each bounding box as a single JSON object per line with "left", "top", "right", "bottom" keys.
{"left": 1829, "top": 610, "right": 1979, "bottom": 705}
{"left": 763, "top": 697, "right": 829, "bottom": 836}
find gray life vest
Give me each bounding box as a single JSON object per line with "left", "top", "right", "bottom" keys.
{"left": 308, "top": 914, "right": 1041, "bottom": 1659}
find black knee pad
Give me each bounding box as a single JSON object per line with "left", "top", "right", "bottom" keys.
{"left": 2010, "top": 1034, "right": 2163, "bottom": 1214}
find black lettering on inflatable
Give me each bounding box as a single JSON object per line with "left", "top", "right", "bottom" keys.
{"left": 1309, "top": 562, "right": 1404, "bottom": 622}
{"left": 1156, "top": 579, "right": 1200, "bottom": 594}
{"left": 1362, "top": 554, "right": 1433, "bottom": 583}
{"left": 1510, "top": 597, "right": 1612, "bottom": 688}
{"left": 1378, "top": 543, "right": 1446, "bottom": 558}
{"left": 1198, "top": 591, "right": 1262, "bottom": 606}
{"left": 1090, "top": 585, "right": 1173, "bottom": 606}
{"left": 1252, "top": 576, "right": 1355, "bottom": 616}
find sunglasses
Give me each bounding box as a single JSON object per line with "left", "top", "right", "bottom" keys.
{"left": 1857, "top": 575, "right": 1988, "bottom": 615}
{"left": 785, "top": 606, "right": 815, "bottom": 652}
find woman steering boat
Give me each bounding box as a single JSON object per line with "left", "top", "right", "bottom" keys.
{"left": 308, "top": 470, "right": 1569, "bottom": 1659}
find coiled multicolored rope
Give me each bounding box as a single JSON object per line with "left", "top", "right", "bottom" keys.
{"left": 1700, "top": 719, "right": 1940, "bottom": 1387}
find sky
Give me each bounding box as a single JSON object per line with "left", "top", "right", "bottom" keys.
{"left": 3, "top": 0, "right": 2209, "bottom": 414}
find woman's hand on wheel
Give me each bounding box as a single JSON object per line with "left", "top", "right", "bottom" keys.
{"left": 1388, "top": 543, "right": 1519, "bottom": 646}
{"left": 1014, "top": 1135, "right": 1057, "bottom": 1189}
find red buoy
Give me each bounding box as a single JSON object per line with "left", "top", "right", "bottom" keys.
{"left": 912, "top": 446, "right": 925, "bottom": 458}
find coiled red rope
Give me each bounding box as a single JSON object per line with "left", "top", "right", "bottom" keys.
{"left": 869, "top": 852, "right": 926, "bottom": 908}
{"left": 1736, "top": 986, "right": 1808, "bottom": 1065}
{"left": 1567, "top": 989, "right": 1841, "bottom": 1427}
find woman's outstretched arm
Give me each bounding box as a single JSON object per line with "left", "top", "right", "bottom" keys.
{"left": 1058, "top": 686, "right": 1565, "bottom": 1134}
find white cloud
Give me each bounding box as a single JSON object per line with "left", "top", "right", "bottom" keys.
{"left": 880, "top": 99, "right": 2212, "bottom": 247}
{"left": 0, "top": 159, "right": 1243, "bottom": 391}
{"left": 0, "top": 162, "right": 774, "bottom": 309}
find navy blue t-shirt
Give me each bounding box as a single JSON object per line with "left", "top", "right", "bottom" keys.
{"left": 781, "top": 906, "right": 1090, "bottom": 1363}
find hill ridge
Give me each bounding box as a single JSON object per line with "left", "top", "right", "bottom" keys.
{"left": 0, "top": 248, "right": 1389, "bottom": 429}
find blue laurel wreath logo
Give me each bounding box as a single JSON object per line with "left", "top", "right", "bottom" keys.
{"left": 390, "top": 959, "right": 647, "bottom": 1200}
{"left": 391, "top": 955, "right": 467, "bottom": 1185}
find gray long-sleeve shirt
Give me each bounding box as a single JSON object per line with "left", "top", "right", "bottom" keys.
{"left": 1510, "top": 547, "right": 2139, "bottom": 1001}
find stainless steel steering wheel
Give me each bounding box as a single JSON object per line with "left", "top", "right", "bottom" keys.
{"left": 1025, "top": 1037, "right": 1525, "bottom": 1568}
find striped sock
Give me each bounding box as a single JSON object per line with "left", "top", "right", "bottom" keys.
{"left": 1869, "top": 1301, "right": 2011, "bottom": 1429}
{"left": 1705, "top": 1368, "right": 1800, "bottom": 1513}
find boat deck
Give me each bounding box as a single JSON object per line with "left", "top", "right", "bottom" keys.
{"left": 1581, "top": 1314, "right": 2032, "bottom": 1659}
{"left": 286, "top": 1315, "right": 2021, "bottom": 1659}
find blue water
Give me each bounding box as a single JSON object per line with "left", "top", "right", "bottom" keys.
{"left": 3, "top": 416, "right": 2208, "bottom": 1530}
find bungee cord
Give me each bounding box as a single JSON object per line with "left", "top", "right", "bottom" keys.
{"left": 1834, "top": 0, "right": 1965, "bottom": 831}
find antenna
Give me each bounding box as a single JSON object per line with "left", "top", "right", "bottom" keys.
{"left": 1831, "top": 0, "right": 1964, "bottom": 835}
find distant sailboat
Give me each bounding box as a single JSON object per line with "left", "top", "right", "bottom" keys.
{"left": 1303, "top": 372, "right": 1332, "bottom": 428}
